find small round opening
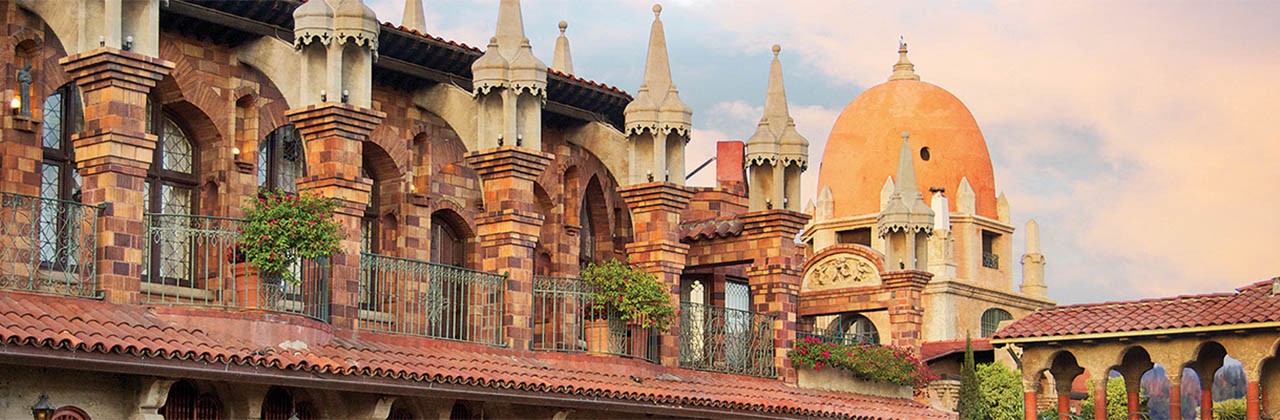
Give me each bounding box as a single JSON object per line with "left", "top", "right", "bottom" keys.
{"left": 920, "top": 147, "right": 931, "bottom": 161}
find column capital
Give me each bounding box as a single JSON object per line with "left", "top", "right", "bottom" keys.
{"left": 464, "top": 146, "right": 554, "bottom": 182}
{"left": 619, "top": 182, "right": 693, "bottom": 214}
{"left": 741, "top": 209, "right": 810, "bottom": 238}
{"left": 286, "top": 102, "right": 386, "bottom": 141}
{"left": 59, "top": 47, "right": 174, "bottom": 93}
{"left": 882, "top": 270, "right": 932, "bottom": 290}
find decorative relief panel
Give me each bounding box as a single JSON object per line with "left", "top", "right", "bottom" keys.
{"left": 803, "top": 253, "right": 881, "bottom": 291}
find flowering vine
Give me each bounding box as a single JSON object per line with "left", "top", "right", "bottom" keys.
{"left": 789, "top": 335, "right": 937, "bottom": 389}
{"left": 238, "top": 191, "right": 343, "bottom": 284}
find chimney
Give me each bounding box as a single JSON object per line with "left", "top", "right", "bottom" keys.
{"left": 716, "top": 140, "right": 746, "bottom": 195}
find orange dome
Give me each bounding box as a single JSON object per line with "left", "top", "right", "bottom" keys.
{"left": 818, "top": 78, "right": 998, "bottom": 220}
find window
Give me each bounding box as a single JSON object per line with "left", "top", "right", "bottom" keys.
{"left": 360, "top": 166, "right": 379, "bottom": 254}
{"left": 836, "top": 228, "right": 872, "bottom": 246}
{"left": 260, "top": 387, "right": 314, "bottom": 420}
{"left": 981, "top": 308, "right": 1013, "bottom": 337}
{"left": 143, "top": 104, "right": 199, "bottom": 286}
{"left": 38, "top": 84, "right": 85, "bottom": 272}
{"left": 430, "top": 213, "right": 465, "bottom": 267}
{"left": 160, "top": 381, "right": 222, "bottom": 420}
{"left": 824, "top": 313, "right": 879, "bottom": 345}
{"left": 50, "top": 407, "right": 90, "bottom": 420}
{"left": 578, "top": 201, "right": 594, "bottom": 268}
{"left": 981, "top": 230, "right": 999, "bottom": 269}
{"left": 258, "top": 125, "right": 304, "bottom": 193}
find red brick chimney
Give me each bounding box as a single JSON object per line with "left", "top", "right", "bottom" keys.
{"left": 716, "top": 141, "right": 746, "bottom": 195}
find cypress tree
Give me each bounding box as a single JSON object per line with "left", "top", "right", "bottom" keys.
{"left": 956, "top": 333, "right": 983, "bottom": 419}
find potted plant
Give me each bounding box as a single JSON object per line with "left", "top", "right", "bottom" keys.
{"left": 581, "top": 260, "right": 675, "bottom": 358}
{"left": 581, "top": 304, "right": 611, "bottom": 354}
{"left": 238, "top": 191, "right": 344, "bottom": 306}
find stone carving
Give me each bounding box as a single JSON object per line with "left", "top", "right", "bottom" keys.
{"left": 805, "top": 254, "right": 880, "bottom": 291}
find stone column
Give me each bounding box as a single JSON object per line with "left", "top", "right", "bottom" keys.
{"left": 881, "top": 270, "right": 931, "bottom": 353}
{"left": 464, "top": 146, "right": 552, "bottom": 350}
{"left": 741, "top": 209, "right": 809, "bottom": 383}
{"left": 1094, "top": 379, "right": 1109, "bottom": 420}
{"left": 59, "top": 48, "right": 173, "bottom": 304}
{"left": 619, "top": 182, "right": 692, "bottom": 367}
{"left": 287, "top": 103, "right": 385, "bottom": 329}
{"left": 1169, "top": 377, "right": 1183, "bottom": 420}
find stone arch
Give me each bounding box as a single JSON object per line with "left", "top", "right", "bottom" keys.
{"left": 233, "top": 61, "right": 293, "bottom": 142}
{"left": 413, "top": 84, "right": 479, "bottom": 151}
{"left": 157, "top": 40, "right": 230, "bottom": 143}
{"left": 364, "top": 141, "right": 403, "bottom": 254}
{"left": 580, "top": 175, "right": 611, "bottom": 266}
{"left": 233, "top": 37, "right": 302, "bottom": 110}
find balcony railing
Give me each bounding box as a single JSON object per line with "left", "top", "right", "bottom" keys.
{"left": 679, "top": 302, "right": 776, "bottom": 378}
{"left": 797, "top": 330, "right": 878, "bottom": 347}
{"left": 141, "top": 213, "right": 330, "bottom": 322}
{"left": 0, "top": 192, "right": 101, "bottom": 298}
{"left": 532, "top": 275, "right": 657, "bottom": 361}
{"left": 982, "top": 252, "right": 999, "bottom": 269}
{"left": 358, "top": 252, "right": 505, "bottom": 346}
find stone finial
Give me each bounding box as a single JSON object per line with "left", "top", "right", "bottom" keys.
{"left": 402, "top": 0, "right": 427, "bottom": 32}
{"left": 956, "top": 177, "right": 976, "bottom": 215}
{"left": 472, "top": 0, "right": 548, "bottom": 97}
{"left": 552, "top": 21, "right": 575, "bottom": 74}
{"left": 1021, "top": 219, "right": 1048, "bottom": 298}
{"left": 997, "top": 192, "right": 1010, "bottom": 223}
{"left": 889, "top": 38, "right": 920, "bottom": 81}
{"left": 931, "top": 191, "right": 950, "bottom": 232}
{"left": 334, "top": 0, "right": 380, "bottom": 50}
{"left": 293, "top": 0, "right": 334, "bottom": 48}
{"left": 816, "top": 185, "right": 834, "bottom": 221}
{"left": 624, "top": 3, "right": 692, "bottom": 137}
{"left": 745, "top": 44, "right": 808, "bottom": 171}
{"left": 1025, "top": 219, "right": 1040, "bottom": 254}
{"left": 877, "top": 133, "right": 934, "bottom": 237}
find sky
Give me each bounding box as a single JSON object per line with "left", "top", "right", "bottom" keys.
{"left": 366, "top": 0, "right": 1280, "bottom": 304}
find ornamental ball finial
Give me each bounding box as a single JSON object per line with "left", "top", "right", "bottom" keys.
{"left": 772, "top": 44, "right": 781, "bottom": 55}
{"left": 653, "top": 4, "right": 662, "bottom": 16}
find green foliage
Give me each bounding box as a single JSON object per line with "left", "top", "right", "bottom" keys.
{"left": 581, "top": 260, "right": 676, "bottom": 332}
{"left": 956, "top": 335, "right": 983, "bottom": 420}
{"left": 1213, "top": 398, "right": 1248, "bottom": 420}
{"left": 787, "top": 335, "right": 936, "bottom": 388}
{"left": 1077, "top": 377, "right": 1143, "bottom": 420}
{"left": 976, "top": 363, "right": 1024, "bottom": 420}
{"left": 239, "top": 191, "right": 343, "bottom": 284}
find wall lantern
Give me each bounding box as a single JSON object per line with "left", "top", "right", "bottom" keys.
{"left": 31, "top": 394, "right": 55, "bottom": 420}
{"left": 10, "top": 96, "right": 20, "bottom": 115}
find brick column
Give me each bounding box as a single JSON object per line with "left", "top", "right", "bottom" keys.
{"left": 881, "top": 270, "right": 931, "bottom": 353}
{"left": 619, "top": 182, "right": 692, "bottom": 367}
{"left": 1024, "top": 390, "right": 1038, "bottom": 420}
{"left": 1095, "top": 379, "right": 1109, "bottom": 420}
{"left": 464, "top": 146, "right": 552, "bottom": 350}
{"left": 287, "top": 103, "right": 385, "bottom": 328}
{"left": 60, "top": 48, "right": 173, "bottom": 304}
{"left": 1169, "top": 378, "right": 1182, "bottom": 420}
{"left": 0, "top": 114, "right": 41, "bottom": 195}
{"left": 1247, "top": 381, "right": 1261, "bottom": 420}
{"left": 741, "top": 209, "right": 809, "bottom": 382}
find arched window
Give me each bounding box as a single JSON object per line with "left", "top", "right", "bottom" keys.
{"left": 981, "top": 308, "right": 1013, "bottom": 337}
{"left": 38, "top": 84, "right": 85, "bottom": 271}
{"left": 360, "top": 165, "right": 379, "bottom": 254}
{"left": 50, "top": 406, "right": 91, "bottom": 420}
{"left": 258, "top": 125, "right": 304, "bottom": 193}
{"left": 143, "top": 105, "right": 199, "bottom": 286}
{"left": 825, "top": 313, "right": 879, "bottom": 345}
{"left": 430, "top": 212, "right": 465, "bottom": 267}
{"left": 259, "top": 387, "right": 314, "bottom": 420}
{"left": 160, "top": 380, "right": 223, "bottom": 420}
{"left": 578, "top": 202, "right": 594, "bottom": 268}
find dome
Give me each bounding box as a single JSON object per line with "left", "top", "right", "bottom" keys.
{"left": 817, "top": 76, "right": 998, "bottom": 220}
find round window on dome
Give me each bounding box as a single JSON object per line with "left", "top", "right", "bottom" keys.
{"left": 920, "top": 147, "right": 931, "bottom": 161}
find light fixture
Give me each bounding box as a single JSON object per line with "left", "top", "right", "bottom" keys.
{"left": 646, "top": 170, "right": 653, "bottom": 182}
{"left": 766, "top": 198, "right": 773, "bottom": 210}
{"left": 516, "top": 134, "right": 523, "bottom": 147}
{"left": 341, "top": 89, "right": 349, "bottom": 103}
{"left": 31, "top": 394, "right": 55, "bottom": 420}
{"left": 123, "top": 35, "right": 134, "bottom": 51}
{"left": 664, "top": 170, "right": 670, "bottom": 182}
{"left": 231, "top": 146, "right": 241, "bottom": 157}
{"left": 320, "top": 90, "right": 327, "bottom": 102}
{"left": 409, "top": 184, "right": 417, "bottom": 193}
{"left": 497, "top": 134, "right": 503, "bottom": 146}
{"left": 98, "top": 36, "right": 105, "bottom": 47}
{"left": 10, "top": 96, "right": 20, "bottom": 115}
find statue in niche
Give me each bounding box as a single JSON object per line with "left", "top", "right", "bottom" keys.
{"left": 16, "top": 63, "right": 32, "bottom": 116}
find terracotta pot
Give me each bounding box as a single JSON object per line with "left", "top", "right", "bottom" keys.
{"left": 584, "top": 318, "right": 610, "bottom": 354}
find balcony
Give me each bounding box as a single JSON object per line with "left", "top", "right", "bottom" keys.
{"left": 531, "top": 275, "right": 657, "bottom": 361}
{"left": 358, "top": 252, "right": 506, "bottom": 346}
{"left": 140, "top": 213, "right": 330, "bottom": 321}
{"left": 679, "top": 302, "right": 776, "bottom": 378}
{"left": 0, "top": 193, "right": 101, "bottom": 298}
{"left": 982, "top": 252, "right": 999, "bottom": 269}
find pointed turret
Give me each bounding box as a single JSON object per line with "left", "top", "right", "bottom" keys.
{"left": 878, "top": 132, "right": 934, "bottom": 270}
{"left": 552, "top": 21, "right": 574, "bottom": 74}
{"left": 1020, "top": 219, "right": 1048, "bottom": 298}
{"left": 746, "top": 45, "right": 808, "bottom": 211}
{"left": 334, "top": 0, "right": 379, "bottom": 50}
{"left": 889, "top": 38, "right": 920, "bottom": 81}
{"left": 624, "top": 4, "right": 692, "bottom": 137}
{"left": 293, "top": 0, "right": 334, "bottom": 49}
{"left": 471, "top": 0, "right": 548, "bottom": 150}
{"left": 402, "top": 0, "right": 426, "bottom": 33}
{"left": 624, "top": 4, "right": 691, "bottom": 185}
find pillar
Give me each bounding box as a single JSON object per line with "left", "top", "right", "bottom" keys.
{"left": 1247, "top": 381, "right": 1261, "bottom": 420}
{"left": 464, "top": 146, "right": 552, "bottom": 350}
{"left": 741, "top": 209, "right": 809, "bottom": 382}
{"left": 881, "top": 270, "right": 931, "bottom": 353}
{"left": 1170, "top": 377, "right": 1183, "bottom": 420}
{"left": 287, "top": 103, "right": 385, "bottom": 328}
{"left": 1094, "top": 378, "right": 1108, "bottom": 420}
{"left": 619, "top": 182, "right": 692, "bottom": 366}
{"left": 1203, "top": 384, "right": 1214, "bottom": 420}
{"left": 1024, "top": 388, "right": 1039, "bottom": 420}
{"left": 59, "top": 48, "right": 173, "bottom": 304}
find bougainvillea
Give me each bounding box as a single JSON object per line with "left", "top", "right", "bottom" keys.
{"left": 239, "top": 191, "right": 343, "bottom": 284}
{"left": 788, "top": 335, "right": 937, "bottom": 389}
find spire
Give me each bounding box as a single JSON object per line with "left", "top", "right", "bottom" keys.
{"left": 878, "top": 132, "right": 933, "bottom": 237}
{"left": 624, "top": 4, "right": 691, "bottom": 136}
{"left": 552, "top": 21, "right": 574, "bottom": 74}
{"left": 1021, "top": 219, "right": 1048, "bottom": 298}
{"left": 1025, "top": 219, "right": 1040, "bottom": 254}
{"left": 401, "top": 0, "right": 426, "bottom": 33}
{"left": 889, "top": 37, "right": 920, "bottom": 81}
{"left": 471, "top": 0, "right": 547, "bottom": 97}
{"left": 893, "top": 132, "right": 920, "bottom": 198}
{"left": 762, "top": 45, "right": 789, "bottom": 128}
{"left": 494, "top": 0, "right": 527, "bottom": 56}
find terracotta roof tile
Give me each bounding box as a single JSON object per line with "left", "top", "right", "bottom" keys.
{"left": 921, "top": 338, "right": 991, "bottom": 362}
{"left": 679, "top": 217, "right": 745, "bottom": 242}
{"left": 0, "top": 291, "right": 948, "bottom": 419}
{"left": 994, "top": 279, "right": 1280, "bottom": 340}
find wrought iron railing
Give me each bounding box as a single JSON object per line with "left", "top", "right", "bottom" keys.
{"left": 679, "top": 302, "right": 777, "bottom": 378}
{"left": 797, "top": 330, "right": 878, "bottom": 346}
{"left": 532, "top": 275, "right": 657, "bottom": 361}
{"left": 0, "top": 192, "right": 101, "bottom": 298}
{"left": 358, "top": 252, "right": 506, "bottom": 346}
{"left": 141, "top": 213, "right": 330, "bottom": 322}
{"left": 982, "top": 252, "right": 999, "bottom": 269}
